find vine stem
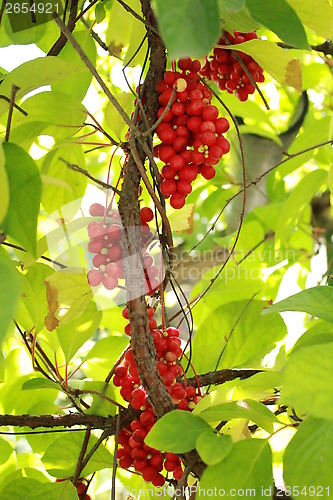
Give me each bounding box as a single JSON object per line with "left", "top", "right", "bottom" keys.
{"left": 72, "top": 426, "right": 91, "bottom": 486}
{"left": 5, "top": 85, "right": 19, "bottom": 142}
{"left": 53, "top": 14, "right": 138, "bottom": 134}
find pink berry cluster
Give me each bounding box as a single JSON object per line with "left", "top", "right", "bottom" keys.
{"left": 154, "top": 58, "right": 230, "bottom": 210}
{"left": 87, "top": 205, "right": 159, "bottom": 294}
{"left": 113, "top": 304, "right": 202, "bottom": 486}
{"left": 200, "top": 31, "right": 265, "bottom": 101}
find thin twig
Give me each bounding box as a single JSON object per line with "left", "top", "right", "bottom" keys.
{"left": 0, "top": 95, "right": 28, "bottom": 116}
{"left": 278, "top": 40, "right": 333, "bottom": 57}
{"left": 104, "top": 346, "right": 130, "bottom": 384}
{"left": 60, "top": 159, "right": 121, "bottom": 194}
{"left": 53, "top": 14, "right": 137, "bottom": 133}
{"left": 207, "top": 292, "right": 259, "bottom": 392}
{"left": 5, "top": 85, "right": 19, "bottom": 142}
{"left": 74, "top": 0, "right": 99, "bottom": 23}
{"left": 111, "top": 411, "right": 121, "bottom": 500}
{"left": 116, "top": 0, "right": 160, "bottom": 35}
{"left": 80, "top": 18, "right": 123, "bottom": 59}
{"left": 2, "top": 241, "right": 67, "bottom": 269}
{"left": 74, "top": 389, "right": 125, "bottom": 409}
{"left": 172, "top": 458, "right": 197, "bottom": 500}
{"left": 72, "top": 426, "right": 91, "bottom": 486}
{"left": 142, "top": 85, "right": 177, "bottom": 137}
{"left": 48, "top": 0, "right": 78, "bottom": 56}
{"left": 80, "top": 427, "right": 112, "bottom": 472}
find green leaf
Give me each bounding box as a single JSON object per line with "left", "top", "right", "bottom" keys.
{"left": 281, "top": 342, "right": 333, "bottom": 419}
{"left": 0, "top": 478, "right": 41, "bottom": 500}
{"left": 196, "top": 431, "right": 233, "bottom": 465}
{"left": 9, "top": 91, "right": 87, "bottom": 148}
{"left": 275, "top": 169, "right": 327, "bottom": 247}
{"left": 41, "top": 433, "right": 112, "bottom": 478}
{"left": 199, "top": 399, "right": 280, "bottom": 433}
{"left": 104, "top": 92, "right": 134, "bottom": 141}
{"left": 95, "top": 3, "right": 106, "bottom": 23}
{"left": 221, "top": 39, "right": 302, "bottom": 92}
{"left": 219, "top": 0, "right": 245, "bottom": 12}
{"left": 56, "top": 301, "right": 102, "bottom": 362}
{"left": 26, "top": 480, "right": 78, "bottom": 499}
{"left": 22, "top": 378, "right": 60, "bottom": 391}
{"left": 153, "top": 0, "right": 220, "bottom": 58}
{"left": 200, "top": 439, "right": 273, "bottom": 495}
{"left": 51, "top": 31, "right": 97, "bottom": 102}
{"left": 85, "top": 334, "right": 128, "bottom": 362}
{"left": 44, "top": 271, "right": 92, "bottom": 331}
{"left": 288, "top": 0, "right": 333, "bottom": 40}
{"left": 1, "top": 143, "right": 42, "bottom": 255}
{"left": 0, "top": 437, "right": 13, "bottom": 466}
{"left": 105, "top": 0, "right": 147, "bottom": 65}
{"left": 145, "top": 410, "right": 211, "bottom": 453}
{"left": 41, "top": 144, "right": 87, "bottom": 218}
{"left": 83, "top": 380, "right": 117, "bottom": 417}
{"left": 0, "top": 142, "right": 9, "bottom": 224}
{"left": 263, "top": 286, "right": 333, "bottom": 323}
{"left": 219, "top": 5, "right": 260, "bottom": 32}
{"left": 246, "top": 0, "right": 309, "bottom": 49}
{"left": 0, "top": 248, "right": 22, "bottom": 345}
{"left": 328, "top": 163, "right": 333, "bottom": 196}
{"left": 15, "top": 263, "right": 54, "bottom": 333}
{"left": 291, "top": 323, "right": 333, "bottom": 354}
{"left": 193, "top": 372, "right": 282, "bottom": 415}
{"left": 284, "top": 418, "right": 333, "bottom": 497}
{"left": 191, "top": 300, "right": 286, "bottom": 373}
{"left": 0, "top": 58, "right": 87, "bottom": 118}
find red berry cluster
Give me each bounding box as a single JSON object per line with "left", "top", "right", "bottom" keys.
{"left": 113, "top": 305, "right": 202, "bottom": 485}
{"left": 87, "top": 206, "right": 159, "bottom": 294}
{"left": 200, "top": 31, "right": 265, "bottom": 101}
{"left": 154, "top": 58, "right": 230, "bottom": 210}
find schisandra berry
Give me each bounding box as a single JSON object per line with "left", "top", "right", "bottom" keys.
{"left": 113, "top": 311, "right": 203, "bottom": 486}
{"left": 87, "top": 206, "right": 156, "bottom": 292}
{"left": 154, "top": 58, "right": 231, "bottom": 210}
{"left": 200, "top": 30, "right": 265, "bottom": 101}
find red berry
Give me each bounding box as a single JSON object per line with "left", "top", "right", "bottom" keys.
{"left": 200, "top": 165, "right": 216, "bottom": 180}
{"left": 159, "top": 145, "right": 175, "bottom": 163}
{"left": 119, "top": 454, "right": 132, "bottom": 469}
{"left": 170, "top": 193, "right": 186, "bottom": 210}
{"left": 176, "top": 180, "right": 192, "bottom": 196}
{"left": 169, "top": 155, "right": 185, "bottom": 171}
{"left": 166, "top": 327, "right": 180, "bottom": 337}
{"left": 140, "top": 207, "right": 154, "bottom": 223}
{"left": 161, "top": 179, "right": 177, "bottom": 197}
{"left": 202, "top": 105, "right": 219, "bottom": 122}
{"left": 87, "top": 269, "right": 102, "bottom": 287}
{"left": 89, "top": 203, "right": 105, "bottom": 216}
{"left": 142, "top": 466, "right": 157, "bottom": 482}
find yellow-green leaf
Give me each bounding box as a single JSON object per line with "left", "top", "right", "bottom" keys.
{"left": 44, "top": 272, "right": 92, "bottom": 331}
{"left": 0, "top": 58, "right": 87, "bottom": 118}
{"left": 288, "top": 0, "right": 333, "bottom": 40}
{"left": 104, "top": 92, "right": 134, "bottom": 141}
{"left": 168, "top": 203, "right": 195, "bottom": 234}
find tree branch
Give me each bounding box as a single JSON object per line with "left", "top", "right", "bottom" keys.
{"left": 47, "top": 0, "right": 78, "bottom": 56}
